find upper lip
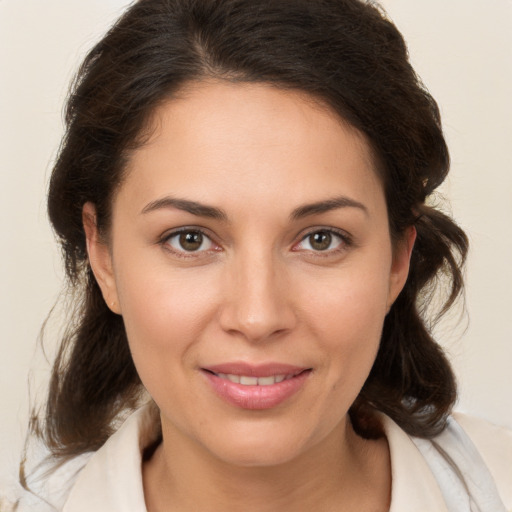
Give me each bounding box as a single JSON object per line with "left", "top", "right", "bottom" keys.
{"left": 202, "top": 362, "right": 310, "bottom": 378}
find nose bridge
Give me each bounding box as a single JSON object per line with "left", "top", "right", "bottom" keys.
{"left": 220, "top": 244, "right": 295, "bottom": 341}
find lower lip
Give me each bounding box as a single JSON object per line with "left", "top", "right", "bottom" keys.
{"left": 202, "top": 370, "right": 311, "bottom": 410}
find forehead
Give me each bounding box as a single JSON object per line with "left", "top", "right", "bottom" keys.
{"left": 119, "top": 80, "right": 385, "bottom": 217}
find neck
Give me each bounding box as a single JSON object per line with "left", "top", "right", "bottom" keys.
{"left": 143, "top": 416, "right": 391, "bottom": 512}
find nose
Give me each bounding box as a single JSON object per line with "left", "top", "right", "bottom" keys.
{"left": 218, "top": 250, "right": 296, "bottom": 343}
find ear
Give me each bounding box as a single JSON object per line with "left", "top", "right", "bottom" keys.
{"left": 387, "top": 225, "right": 416, "bottom": 312}
{"left": 82, "top": 202, "right": 121, "bottom": 314}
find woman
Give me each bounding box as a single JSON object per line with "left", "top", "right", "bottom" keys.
{"left": 16, "top": 0, "right": 512, "bottom": 510}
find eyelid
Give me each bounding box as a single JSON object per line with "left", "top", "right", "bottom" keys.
{"left": 292, "top": 227, "right": 353, "bottom": 253}
{"left": 159, "top": 226, "right": 222, "bottom": 256}
{"left": 158, "top": 225, "right": 353, "bottom": 257}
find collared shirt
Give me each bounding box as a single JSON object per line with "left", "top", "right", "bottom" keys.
{"left": 17, "top": 405, "right": 512, "bottom": 511}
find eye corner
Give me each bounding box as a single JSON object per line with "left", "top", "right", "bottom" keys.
{"left": 292, "top": 227, "right": 354, "bottom": 256}
{"left": 159, "top": 227, "right": 222, "bottom": 258}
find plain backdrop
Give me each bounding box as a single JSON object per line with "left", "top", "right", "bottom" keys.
{"left": 1, "top": 0, "right": 511, "bottom": 493}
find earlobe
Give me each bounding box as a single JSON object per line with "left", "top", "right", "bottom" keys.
{"left": 387, "top": 226, "right": 416, "bottom": 311}
{"left": 82, "top": 202, "right": 121, "bottom": 314}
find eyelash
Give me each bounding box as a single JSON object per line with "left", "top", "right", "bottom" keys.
{"left": 159, "top": 227, "right": 353, "bottom": 258}
{"left": 292, "top": 228, "right": 353, "bottom": 257}
{"left": 159, "top": 227, "right": 220, "bottom": 259}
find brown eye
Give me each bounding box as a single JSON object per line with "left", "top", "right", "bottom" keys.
{"left": 293, "top": 229, "right": 347, "bottom": 253}
{"left": 308, "top": 231, "right": 333, "bottom": 251}
{"left": 179, "top": 231, "right": 203, "bottom": 251}
{"left": 166, "top": 230, "right": 214, "bottom": 253}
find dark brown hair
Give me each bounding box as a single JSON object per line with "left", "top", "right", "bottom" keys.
{"left": 38, "top": 0, "right": 468, "bottom": 459}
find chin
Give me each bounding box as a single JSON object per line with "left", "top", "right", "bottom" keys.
{"left": 214, "top": 440, "right": 305, "bottom": 468}
{"left": 200, "top": 419, "right": 322, "bottom": 468}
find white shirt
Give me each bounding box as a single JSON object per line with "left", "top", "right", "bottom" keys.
{"left": 17, "top": 405, "right": 512, "bottom": 511}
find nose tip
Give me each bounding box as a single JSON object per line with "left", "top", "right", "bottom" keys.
{"left": 218, "top": 260, "right": 296, "bottom": 343}
{"left": 229, "top": 306, "right": 290, "bottom": 342}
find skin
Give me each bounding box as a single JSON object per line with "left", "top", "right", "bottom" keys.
{"left": 84, "top": 80, "right": 415, "bottom": 512}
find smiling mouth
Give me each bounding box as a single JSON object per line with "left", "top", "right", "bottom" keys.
{"left": 202, "top": 367, "right": 312, "bottom": 409}
{"left": 205, "top": 370, "right": 307, "bottom": 386}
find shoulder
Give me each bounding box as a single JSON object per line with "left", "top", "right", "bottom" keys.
{"left": 61, "top": 404, "right": 158, "bottom": 511}
{"left": 15, "top": 451, "right": 93, "bottom": 512}
{"left": 15, "top": 403, "right": 158, "bottom": 512}
{"left": 452, "top": 412, "right": 512, "bottom": 506}
{"left": 383, "top": 412, "right": 512, "bottom": 512}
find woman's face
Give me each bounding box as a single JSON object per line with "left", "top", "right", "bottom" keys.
{"left": 86, "top": 80, "right": 413, "bottom": 467}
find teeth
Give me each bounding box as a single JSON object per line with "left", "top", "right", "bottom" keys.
{"left": 257, "top": 376, "right": 275, "bottom": 386}
{"left": 240, "top": 376, "right": 258, "bottom": 385}
{"left": 216, "top": 373, "right": 291, "bottom": 386}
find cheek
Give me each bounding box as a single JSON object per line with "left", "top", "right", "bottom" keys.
{"left": 114, "top": 259, "right": 221, "bottom": 376}
{"left": 115, "top": 266, "right": 227, "bottom": 430}
{"left": 322, "top": 283, "right": 385, "bottom": 380}
{"left": 303, "top": 257, "right": 391, "bottom": 341}
{"left": 300, "top": 255, "right": 392, "bottom": 387}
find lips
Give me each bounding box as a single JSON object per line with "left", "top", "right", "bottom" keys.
{"left": 201, "top": 363, "right": 311, "bottom": 410}
{"left": 204, "top": 362, "right": 308, "bottom": 378}
{"left": 215, "top": 373, "right": 290, "bottom": 385}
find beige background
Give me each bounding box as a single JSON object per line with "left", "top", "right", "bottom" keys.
{"left": 1, "top": 0, "right": 511, "bottom": 492}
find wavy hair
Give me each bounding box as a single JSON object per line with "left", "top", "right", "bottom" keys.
{"left": 34, "top": 0, "right": 467, "bottom": 461}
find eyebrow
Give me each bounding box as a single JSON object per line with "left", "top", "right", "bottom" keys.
{"left": 141, "top": 197, "right": 228, "bottom": 221}
{"left": 140, "top": 195, "right": 367, "bottom": 221}
{"left": 290, "top": 196, "right": 368, "bottom": 220}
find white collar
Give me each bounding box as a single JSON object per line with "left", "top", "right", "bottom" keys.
{"left": 62, "top": 406, "right": 454, "bottom": 511}
{"left": 63, "top": 405, "right": 155, "bottom": 512}
{"left": 383, "top": 414, "right": 449, "bottom": 512}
